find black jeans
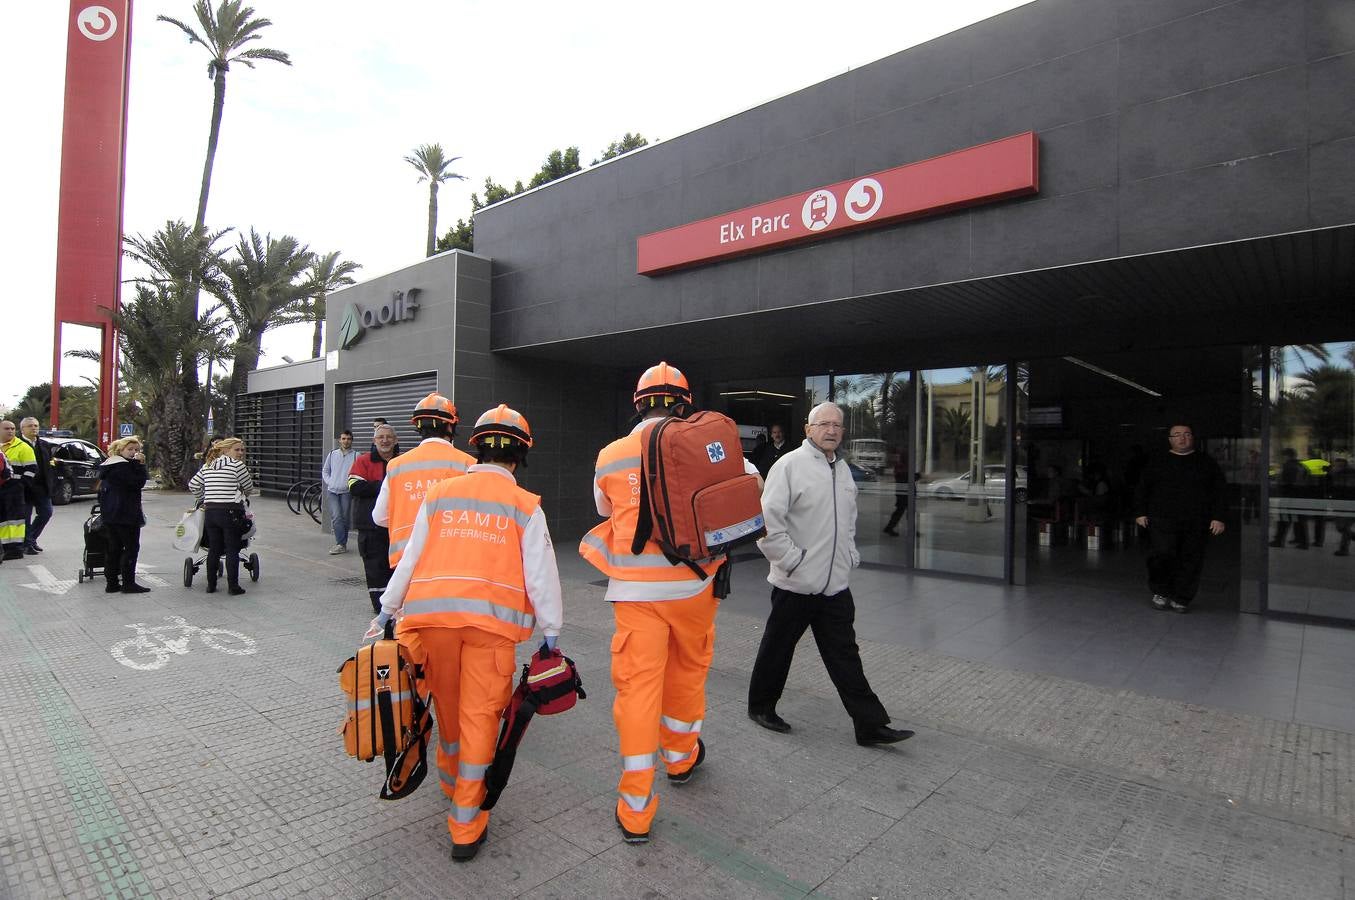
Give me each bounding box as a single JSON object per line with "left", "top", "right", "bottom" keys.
{"left": 357, "top": 529, "right": 393, "bottom": 612}
{"left": 1147, "top": 518, "right": 1210, "bottom": 605}
{"left": 25, "top": 494, "right": 53, "bottom": 546}
{"left": 103, "top": 524, "right": 141, "bottom": 587}
{"left": 204, "top": 506, "right": 246, "bottom": 588}
{"left": 747, "top": 586, "right": 888, "bottom": 729}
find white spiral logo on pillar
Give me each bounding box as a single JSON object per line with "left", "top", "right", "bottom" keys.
{"left": 844, "top": 178, "right": 884, "bottom": 222}
{"left": 77, "top": 6, "right": 118, "bottom": 42}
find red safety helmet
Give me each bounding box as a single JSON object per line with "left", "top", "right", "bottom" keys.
{"left": 633, "top": 361, "right": 692, "bottom": 411}
{"left": 471, "top": 404, "right": 534, "bottom": 450}
{"left": 411, "top": 393, "right": 458, "bottom": 429}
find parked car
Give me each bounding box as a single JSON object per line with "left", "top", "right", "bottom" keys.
{"left": 846, "top": 461, "right": 878, "bottom": 483}
{"left": 847, "top": 438, "right": 887, "bottom": 473}
{"left": 922, "top": 464, "right": 1028, "bottom": 503}
{"left": 38, "top": 436, "right": 106, "bottom": 505}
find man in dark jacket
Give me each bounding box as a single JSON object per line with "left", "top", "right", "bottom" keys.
{"left": 1133, "top": 422, "right": 1227, "bottom": 613}
{"left": 347, "top": 423, "right": 401, "bottom": 612}
{"left": 19, "top": 418, "right": 55, "bottom": 554}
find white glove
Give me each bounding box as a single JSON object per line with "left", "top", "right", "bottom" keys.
{"left": 364, "top": 611, "right": 392, "bottom": 640}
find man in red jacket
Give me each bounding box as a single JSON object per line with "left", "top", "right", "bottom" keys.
{"left": 347, "top": 423, "right": 401, "bottom": 612}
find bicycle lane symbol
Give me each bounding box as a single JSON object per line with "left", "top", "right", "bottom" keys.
{"left": 109, "top": 615, "right": 257, "bottom": 671}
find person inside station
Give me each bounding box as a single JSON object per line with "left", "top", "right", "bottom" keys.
{"left": 579, "top": 361, "right": 761, "bottom": 845}
{"left": 373, "top": 393, "right": 476, "bottom": 569}
{"left": 369, "top": 404, "right": 562, "bottom": 863}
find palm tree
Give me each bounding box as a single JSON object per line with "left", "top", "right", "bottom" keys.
{"left": 302, "top": 251, "right": 362, "bottom": 357}
{"left": 158, "top": 1, "right": 291, "bottom": 241}
{"left": 405, "top": 143, "right": 466, "bottom": 257}
{"left": 206, "top": 229, "right": 315, "bottom": 427}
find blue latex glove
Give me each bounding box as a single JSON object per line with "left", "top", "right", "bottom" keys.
{"left": 364, "top": 611, "right": 392, "bottom": 640}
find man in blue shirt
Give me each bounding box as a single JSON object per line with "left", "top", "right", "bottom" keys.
{"left": 321, "top": 430, "right": 357, "bottom": 554}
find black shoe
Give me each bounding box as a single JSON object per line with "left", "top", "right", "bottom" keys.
{"left": 104, "top": 582, "right": 121, "bottom": 594}
{"left": 882, "top": 526, "right": 899, "bottom": 536}
{"left": 748, "top": 709, "right": 792, "bottom": 734}
{"left": 451, "top": 827, "right": 487, "bottom": 862}
{"left": 1169, "top": 601, "right": 1189, "bottom": 613}
{"left": 855, "top": 724, "right": 915, "bottom": 746}
{"left": 667, "top": 739, "right": 705, "bottom": 785}
{"left": 23, "top": 545, "right": 40, "bottom": 555}
{"left": 1269, "top": 540, "right": 1283, "bottom": 548}
{"left": 121, "top": 584, "right": 151, "bottom": 594}
{"left": 1336, "top": 549, "right": 1350, "bottom": 557}
{"left": 615, "top": 811, "right": 649, "bottom": 844}
{"left": 206, "top": 584, "right": 217, "bottom": 594}
{"left": 228, "top": 586, "right": 246, "bottom": 596}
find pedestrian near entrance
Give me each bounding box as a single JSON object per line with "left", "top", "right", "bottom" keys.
{"left": 371, "top": 404, "right": 562, "bottom": 863}
{"left": 189, "top": 438, "right": 255, "bottom": 595}
{"left": 322, "top": 430, "right": 357, "bottom": 554}
{"left": 19, "top": 418, "right": 54, "bottom": 553}
{"left": 0, "top": 420, "right": 34, "bottom": 561}
{"left": 579, "top": 361, "right": 761, "bottom": 844}
{"left": 1134, "top": 423, "right": 1226, "bottom": 613}
{"left": 748, "top": 402, "right": 915, "bottom": 747}
{"left": 373, "top": 394, "right": 475, "bottom": 568}
{"left": 98, "top": 436, "right": 151, "bottom": 594}
{"left": 348, "top": 424, "right": 402, "bottom": 612}
{"left": 752, "top": 423, "right": 792, "bottom": 479}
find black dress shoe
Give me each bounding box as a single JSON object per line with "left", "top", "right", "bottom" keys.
{"left": 104, "top": 582, "right": 122, "bottom": 594}
{"left": 855, "top": 724, "right": 915, "bottom": 746}
{"left": 748, "top": 709, "right": 792, "bottom": 733}
{"left": 228, "top": 586, "right": 246, "bottom": 596}
{"left": 121, "top": 584, "right": 151, "bottom": 594}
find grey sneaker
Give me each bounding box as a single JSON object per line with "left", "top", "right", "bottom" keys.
{"left": 1169, "top": 600, "right": 1189, "bottom": 613}
{"left": 328, "top": 544, "right": 347, "bottom": 555}
{"left": 1150, "top": 594, "right": 1169, "bottom": 610}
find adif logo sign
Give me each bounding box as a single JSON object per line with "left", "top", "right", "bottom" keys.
{"left": 77, "top": 6, "right": 118, "bottom": 41}
{"left": 338, "top": 289, "right": 421, "bottom": 349}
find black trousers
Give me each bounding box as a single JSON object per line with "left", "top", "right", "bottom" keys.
{"left": 747, "top": 586, "right": 888, "bottom": 729}
{"left": 103, "top": 524, "right": 141, "bottom": 586}
{"left": 357, "top": 529, "right": 393, "bottom": 613}
{"left": 204, "top": 506, "right": 245, "bottom": 588}
{"left": 1147, "top": 519, "right": 1209, "bottom": 605}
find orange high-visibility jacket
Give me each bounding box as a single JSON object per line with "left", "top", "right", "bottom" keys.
{"left": 579, "top": 426, "right": 722, "bottom": 601}
{"left": 383, "top": 440, "right": 475, "bottom": 566}
{"left": 400, "top": 471, "right": 542, "bottom": 642}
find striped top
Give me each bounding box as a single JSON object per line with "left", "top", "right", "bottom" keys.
{"left": 189, "top": 456, "right": 254, "bottom": 506}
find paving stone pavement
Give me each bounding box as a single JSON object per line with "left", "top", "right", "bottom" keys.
{"left": 0, "top": 493, "right": 1351, "bottom": 898}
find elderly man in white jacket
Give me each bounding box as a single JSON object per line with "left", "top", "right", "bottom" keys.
{"left": 747, "top": 401, "right": 914, "bottom": 746}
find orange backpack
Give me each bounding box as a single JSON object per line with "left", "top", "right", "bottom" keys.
{"left": 338, "top": 627, "right": 432, "bottom": 799}
{"left": 631, "top": 410, "right": 766, "bottom": 579}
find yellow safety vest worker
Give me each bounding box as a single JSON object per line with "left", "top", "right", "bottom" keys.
{"left": 578, "top": 425, "right": 723, "bottom": 600}
{"left": 379, "top": 439, "right": 475, "bottom": 567}
{"left": 399, "top": 472, "right": 540, "bottom": 642}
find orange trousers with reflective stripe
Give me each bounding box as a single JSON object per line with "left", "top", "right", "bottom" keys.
{"left": 411, "top": 626, "right": 517, "bottom": 846}
{"left": 610, "top": 585, "right": 717, "bottom": 834}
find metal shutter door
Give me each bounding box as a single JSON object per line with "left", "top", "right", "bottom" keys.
{"left": 340, "top": 372, "right": 439, "bottom": 450}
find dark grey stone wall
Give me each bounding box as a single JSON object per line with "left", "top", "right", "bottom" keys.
{"left": 477, "top": 0, "right": 1355, "bottom": 351}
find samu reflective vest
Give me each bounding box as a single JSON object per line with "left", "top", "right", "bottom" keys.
{"left": 383, "top": 440, "right": 475, "bottom": 566}
{"left": 400, "top": 471, "right": 541, "bottom": 642}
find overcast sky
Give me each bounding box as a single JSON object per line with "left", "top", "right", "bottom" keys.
{"left": 2, "top": 0, "right": 1030, "bottom": 413}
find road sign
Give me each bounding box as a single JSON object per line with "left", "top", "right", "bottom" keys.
{"left": 119, "top": 423, "right": 134, "bottom": 437}
{"left": 296, "top": 391, "right": 306, "bottom": 411}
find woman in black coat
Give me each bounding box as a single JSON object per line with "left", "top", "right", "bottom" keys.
{"left": 98, "top": 436, "right": 150, "bottom": 594}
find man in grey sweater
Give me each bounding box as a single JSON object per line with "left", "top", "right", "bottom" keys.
{"left": 747, "top": 401, "right": 914, "bottom": 746}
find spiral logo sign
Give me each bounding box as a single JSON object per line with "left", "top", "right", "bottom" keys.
{"left": 844, "top": 178, "right": 884, "bottom": 222}
{"left": 77, "top": 6, "right": 118, "bottom": 41}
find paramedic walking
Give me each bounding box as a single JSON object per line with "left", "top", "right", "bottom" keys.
{"left": 579, "top": 361, "right": 760, "bottom": 844}
{"left": 371, "top": 405, "right": 562, "bottom": 862}
{"left": 748, "top": 401, "right": 914, "bottom": 746}
{"left": 373, "top": 393, "right": 475, "bottom": 568}
{"left": 322, "top": 430, "right": 357, "bottom": 554}
{"left": 98, "top": 436, "right": 151, "bottom": 594}
{"left": 189, "top": 438, "right": 255, "bottom": 595}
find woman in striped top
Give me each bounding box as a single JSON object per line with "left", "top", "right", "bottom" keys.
{"left": 189, "top": 437, "right": 255, "bottom": 595}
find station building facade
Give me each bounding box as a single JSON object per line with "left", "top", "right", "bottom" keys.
{"left": 243, "top": 0, "right": 1355, "bottom": 623}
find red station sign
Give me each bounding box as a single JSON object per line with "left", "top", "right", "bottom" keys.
{"left": 636, "top": 131, "right": 1039, "bottom": 276}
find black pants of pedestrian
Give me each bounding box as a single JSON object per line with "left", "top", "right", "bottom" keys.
{"left": 204, "top": 506, "right": 245, "bottom": 589}
{"left": 747, "top": 586, "right": 889, "bottom": 730}
{"left": 1271, "top": 517, "right": 1310, "bottom": 549}
{"left": 1147, "top": 519, "right": 1209, "bottom": 605}
{"left": 357, "top": 529, "right": 393, "bottom": 613}
{"left": 884, "top": 494, "right": 908, "bottom": 533}
{"left": 25, "top": 495, "right": 53, "bottom": 547}
{"left": 104, "top": 524, "right": 141, "bottom": 587}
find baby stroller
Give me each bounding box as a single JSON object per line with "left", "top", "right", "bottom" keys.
{"left": 76, "top": 502, "right": 106, "bottom": 583}
{"left": 182, "top": 505, "right": 260, "bottom": 587}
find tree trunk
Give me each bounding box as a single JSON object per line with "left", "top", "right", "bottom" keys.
{"left": 311, "top": 295, "right": 324, "bottom": 358}
{"left": 195, "top": 70, "right": 227, "bottom": 236}
{"left": 224, "top": 335, "right": 263, "bottom": 437}
{"left": 426, "top": 181, "right": 438, "bottom": 257}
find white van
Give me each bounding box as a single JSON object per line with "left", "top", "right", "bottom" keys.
{"left": 847, "top": 438, "right": 886, "bottom": 472}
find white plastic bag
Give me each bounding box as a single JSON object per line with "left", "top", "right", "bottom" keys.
{"left": 172, "top": 508, "right": 204, "bottom": 552}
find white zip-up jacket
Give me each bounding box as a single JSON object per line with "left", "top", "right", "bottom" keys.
{"left": 756, "top": 439, "right": 860, "bottom": 596}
